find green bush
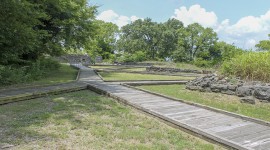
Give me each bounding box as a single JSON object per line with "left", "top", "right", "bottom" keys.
{"left": 119, "top": 51, "right": 147, "bottom": 62}
{"left": 0, "top": 58, "right": 61, "bottom": 86}
{"left": 221, "top": 52, "right": 270, "bottom": 82}
{"left": 193, "top": 58, "right": 212, "bottom": 67}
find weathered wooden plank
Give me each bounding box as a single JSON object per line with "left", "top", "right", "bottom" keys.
{"left": 197, "top": 117, "right": 242, "bottom": 130}
{"left": 217, "top": 124, "right": 269, "bottom": 139}
{"left": 165, "top": 108, "right": 204, "bottom": 117}
{"left": 205, "top": 121, "right": 252, "bottom": 133}
{"left": 152, "top": 105, "right": 195, "bottom": 114}
{"left": 173, "top": 110, "right": 215, "bottom": 121}
{"left": 245, "top": 135, "right": 270, "bottom": 149}
{"left": 181, "top": 113, "right": 226, "bottom": 128}
{"left": 143, "top": 102, "right": 182, "bottom": 109}
{"left": 251, "top": 140, "right": 270, "bottom": 149}
{"left": 232, "top": 130, "right": 270, "bottom": 145}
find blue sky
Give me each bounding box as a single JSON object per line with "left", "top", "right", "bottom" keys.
{"left": 89, "top": 0, "right": 270, "bottom": 49}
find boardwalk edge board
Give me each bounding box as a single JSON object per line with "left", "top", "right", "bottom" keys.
{"left": 0, "top": 85, "right": 87, "bottom": 105}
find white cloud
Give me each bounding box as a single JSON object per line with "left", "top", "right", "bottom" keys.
{"left": 172, "top": 4, "right": 218, "bottom": 27}
{"left": 217, "top": 10, "right": 270, "bottom": 49}
{"left": 97, "top": 10, "right": 142, "bottom": 27}
{"left": 171, "top": 4, "right": 270, "bottom": 49}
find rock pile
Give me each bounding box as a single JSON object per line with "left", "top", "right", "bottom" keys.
{"left": 146, "top": 66, "right": 212, "bottom": 74}
{"left": 186, "top": 74, "right": 270, "bottom": 104}
{"left": 59, "top": 54, "right": 92, "bottom": 66}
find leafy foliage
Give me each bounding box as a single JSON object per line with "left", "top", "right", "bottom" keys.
{"left": 0, "top": 0, "right": 97, "bottom": 65}
{"left": 221, "top": 51, "right": 270, "bottom": 82}
{"left": 86, "top": 20, "right": 118, "bottom": 60}
{"left": 0, "top": 58, "right": 60, "bottom": 86}
{"left": 255, "top": 34, "right": 270, "bottom": 51}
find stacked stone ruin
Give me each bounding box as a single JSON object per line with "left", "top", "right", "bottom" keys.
{"left": 146, "top": 66, "right": 212, "bottom": 74}
{"left": 186, "top": 74, "right": 270, "bottom": 104}
{"left": 60, "top": 54, "right": 92, "bottom": 66}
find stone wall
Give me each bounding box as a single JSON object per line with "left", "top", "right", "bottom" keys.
{"left": 186, "top": 74, "right": 270, "bottom": 104}
{"left": 59, "top": 54, "right": 92, "bottom": 66}
{"left": 146, "top": 66, "right": 212, "bottom": 74}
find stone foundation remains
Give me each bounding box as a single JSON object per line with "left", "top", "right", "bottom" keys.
{"left": 59, "top": 54, "right": 92, "bottom": 66}
{"left": 186, "top": 74, "right": 270, "bottom": 104}
{"left": 146, "top": 66, "right": 212, "bottom": 74}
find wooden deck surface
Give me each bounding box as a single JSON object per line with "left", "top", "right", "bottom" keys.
{"left": 78, "top": 66, "right": 270, "bottom": 150}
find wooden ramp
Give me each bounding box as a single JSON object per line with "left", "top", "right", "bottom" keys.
{"left": 78, "top": 66, "right": 270, "bottom": 150}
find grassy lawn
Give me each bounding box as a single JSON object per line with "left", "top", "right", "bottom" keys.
{"left": 121, "top": 67, "right": 146, "bottom": 72}
{"left": 140, "top": 84, "right": 270, "bottom": 122}
{"left": 98, "top": 72, "right": 196, "bottom": 81}
{"left": 141, "top": 61, "right": 214, "bottom": 70}
{"left": 0, "top": 64, "right": 78, "bottom": 90}
{"left": 91, "top": 65, "right": 120, "bottom": 70}
{"left": 91, "top": 65, "right": 146, "bottom": 72}
{"left": 0, "top": 91, "right": 223, "bottom": 150}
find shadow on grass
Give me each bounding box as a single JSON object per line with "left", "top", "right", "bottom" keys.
{"left": 0, "top": 90, "right": 126, "bottom": 147}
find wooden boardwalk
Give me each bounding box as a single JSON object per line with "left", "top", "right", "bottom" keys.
{"left": 0, "top": 65, "right": 269, "bottom": 149}
{"left": 78, "top": 66, "right": 270, "bottom": 150}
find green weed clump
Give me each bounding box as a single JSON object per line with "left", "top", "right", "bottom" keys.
{"left": 0, "top": 58, "right": 60, "bottom": 86}
{"left": 221, "top": 52, "right": 270, "bottom": 82}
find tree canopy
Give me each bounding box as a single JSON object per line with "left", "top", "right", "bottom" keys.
{"left": 0, "top": 0, "right": 97, "bottom": 65}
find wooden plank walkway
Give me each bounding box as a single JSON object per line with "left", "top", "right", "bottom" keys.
{"left": 0, "top": 65, "right": 269, "bottom": 150}
{"left": 77, "top": 66, "right": 270, "bottom": 150}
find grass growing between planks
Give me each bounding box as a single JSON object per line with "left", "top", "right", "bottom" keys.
{"left": 98, "top": 72, "right": 195, "bottom": 81}
{"left": 140, "top": 84, "right": 270, "bottom": 122}
{"left": 0, "top": 64, "right": 78, "bottom": 90}
{"left": 0, "top": 91, "right": 224, "bottom": 150}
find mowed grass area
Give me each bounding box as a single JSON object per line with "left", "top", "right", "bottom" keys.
{"left": 98, "top": 72, "right": 196, "bottom": 81}
{"left": 0, "top": 91, "right": 223, "bottom": 150}
{"left": 140, "top": 84, "right": 270, "bottom": 122}
{"left": 141, "top": 61, "right": 214, "bottom": 71}
{"left": 32, "top": 64, "right": 78, "bottom": 85}
{"left": 91, "top": 65, "right": 120, "bottom": 70}
{"left": 91, "top": 65, "right": 146, "bottom": 72}
{"left": 0, "top": 64, "right": 78, "bottom": 90}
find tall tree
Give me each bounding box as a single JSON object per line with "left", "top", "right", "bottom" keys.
{"left": 0, "top": 0, "right": 97, "bottom": 65}
{"left": 0, "top": 0, "right": 45, "bottom": 64}
{"left": 177, "top": 23, "right": 218, "bottom": 61}
{"left": 256, "top": 34, "right": 270, "bottom": 51}
{"left": 86, "top": 20, "right": 118, "bottom": 60}
{"left": 117, "top": 18, "right": 161, "bottom": 60}
{"left": 31, "top": 0, "right": 97, "bottom": 58}
{"left": 158, "top": 19, "right": 184, "bottom": 59}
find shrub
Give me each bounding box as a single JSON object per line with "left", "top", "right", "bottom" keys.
{"left": 0, "top": 58, "right": 61, "bottom": 86}
{"left": 119, "top": 51, "right": 147, "bottom": 62}
{"left": 193, "top": 58, "right": 212, "bottom": 67}
{"left": 221, "top": 52, "right": 270, "bottom": 82}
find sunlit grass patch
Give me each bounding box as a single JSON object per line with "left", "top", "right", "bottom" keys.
{"left": 0, "top": 64, "right": 78, "bottom": 89}
{"left": 0, "top": 91, "right": 223, "bottom": 149}
{"left": 98, "top": 72, "right": 195, "bottom": 81}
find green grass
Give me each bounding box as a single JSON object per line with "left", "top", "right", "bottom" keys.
{"left": 91, "top": 65, "right": 146, "bottom": 72}
{"left": 99, "top": 72, "right": 195, "bottom": 81}
{"left": 0, "top": 64, "right": 78, "bottom": 89}
{"left": 221, "top": 51, "right": 270, "bottom": 82}
{"left": 140, "top": 84, "right": 270, "bottom": 122}
{"left": 121, "top": 67, "right": 146, "bottom": 72}
{"left": 0, "top": 91, "right": 223, "bottom": 150}
{"left": 91, "top": 65, "right": 120, "bottom": 70}
{"left": 141, "top": 61, "right": 214, "bottom": 70}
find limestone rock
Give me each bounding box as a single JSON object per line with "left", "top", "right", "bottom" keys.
{"left": 240, "top": 96, "right": 255, "bottom": 104}
{"left": 236, "top": 86, "right": 254, "bottom": 97}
